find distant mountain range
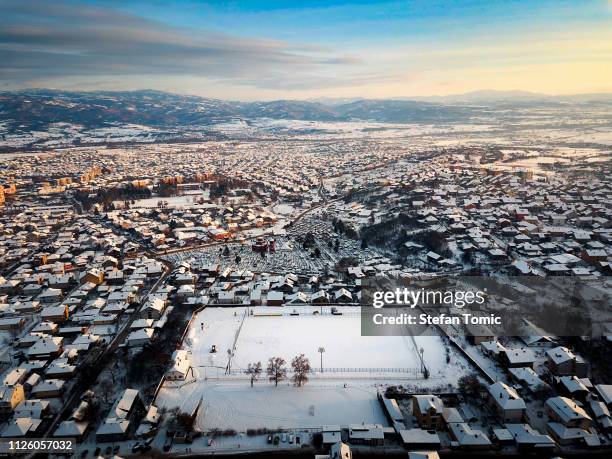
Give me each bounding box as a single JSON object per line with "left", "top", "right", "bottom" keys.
{"left": 313, "top": 90, "right": 612, "bottom": 105}
{"left": 2, "top": 89, "right": 610, "bottom": 134}
{"left": 0, "top": 89, "right": 460, "bottom": 131}
{"left": 0, "top": 89, "right": 611, "bottom": 151}
{"left": 399, "top": 90, "right": 612, "bottom": 104}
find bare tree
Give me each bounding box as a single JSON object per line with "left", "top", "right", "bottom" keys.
{"left": 245, "top": 361, "right": 262, "bottom": 387}
{"left": 99, "top": 378, "right": 114, "bottom": 404}
{"left": 457, "top": 373, "right": 484, "bottom": 399}
{"left": 176, "top": 412, "right": 195, "bottom": 433}
{"left": 267, "top": 357, "right": 287, "bottom": 387}
{"left": 291, "top": 354, "right": 311, "bottom": 387}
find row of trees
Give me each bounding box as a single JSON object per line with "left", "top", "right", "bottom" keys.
{"left": 245, "top": 354, "right": 311, "bottom": 388}
{"left": 74, "top": 184, "right": 152, "bottom": 211}
{"left": 331, "top": 218, "right": 358, "bottom": 239}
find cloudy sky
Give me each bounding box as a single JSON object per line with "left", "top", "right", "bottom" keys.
{"left": 1, "top": 0, "right": 611, "bottom": 100}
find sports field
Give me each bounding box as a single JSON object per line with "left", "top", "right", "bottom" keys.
{"left": 156, "top": 306, "right": 472, "bottom": 430}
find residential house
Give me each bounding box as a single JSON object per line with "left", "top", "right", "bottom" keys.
{"left": 0, "top": 385, "right": 25, "bottom": 418}
{"left": 347, "top": 424, "right": 384, "bottom": 446}
{"left": 545, "top": 396, "right": 592, "bottom": 429}
{"left": 546, "top": 346, "right": 588, "bottom": 377}
{"left": 488, "top": 382, "right": 526, "bottom": 422}
{"left": 412, "top": 395, "right": 444, "bottom": 429}
{"left": 96, "top": 389, "right": 144, "bottom": 442}
{"left": 166, "top": 350, "right": 191, "bottom": 381}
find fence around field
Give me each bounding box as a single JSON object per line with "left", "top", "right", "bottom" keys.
{"left": 310, "top": 367, "right": 423, "bottom": 375}
{"left": 196, "top": 365, "right": 425, "bottom": 379}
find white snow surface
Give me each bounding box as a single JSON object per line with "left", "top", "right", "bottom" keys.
{"left": 156, "top": 306, "right": 472, "bottom": 431}
{"left": 187, "top": 306, "right": 437, "bottom": 373}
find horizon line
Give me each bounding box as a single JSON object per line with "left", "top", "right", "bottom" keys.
{"left": 2, "top": 87, "right": 612, "bottom": 103}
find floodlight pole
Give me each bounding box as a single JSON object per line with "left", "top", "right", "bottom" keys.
{"left": 318, "top": 347, "right": 325, "bottom": 373}
{"left": 420, "top": 347, "right": 425, "bottom": 374}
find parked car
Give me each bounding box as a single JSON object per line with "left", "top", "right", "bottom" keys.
{"left": 267, "top": 435, "right": 272, "bottom": 444}
{"left": 207, "top": 438, "right": 213, "bottom": 447}
{"left": 131, "top": 443, "right": 141, "bottom": 453}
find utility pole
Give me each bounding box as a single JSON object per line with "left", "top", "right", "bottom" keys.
{"left": 318, "top": 347, "right": 325, "bottom": 373}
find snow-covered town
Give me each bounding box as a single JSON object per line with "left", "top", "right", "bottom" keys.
{"left": 2, "top": 0, "right": 612, "bottom": 455}
{"left": 0, "top": 98, "right": 611, "bottom": 459}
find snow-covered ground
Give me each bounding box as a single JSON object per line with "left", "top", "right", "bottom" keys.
{"left": 272, "top": 203, "right": 299, "bottom": 216}
{"left": 196, "top": 379, "right": 388, "bottom": 431}
{"left": 233, "top": 309, "right": 422, "bottom": 372}
{"left": 155, "top": 306, "right": 474, "bottom": 431}
{"left": 187, "top": 306, "right": 430, "bottom": 375}
{"left": 158, "top": 377, "right": 388, "bottom": 431}
{"left": 119, "top": 193, "right": 212, "bottom": 209}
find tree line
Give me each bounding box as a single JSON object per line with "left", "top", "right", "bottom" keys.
{"left": 74, "top": 184, "right": 152, "bottom": 211}
{"left": 244, "top": 354, "right": 311, "bottom": 388}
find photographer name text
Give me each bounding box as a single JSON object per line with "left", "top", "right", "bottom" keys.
{"left": 372, "top": 312, "right": 501, "bottom": 326}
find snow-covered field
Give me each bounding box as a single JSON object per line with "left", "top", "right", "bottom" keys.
{"left": 233, "top": 309, "right": 424, "bottom": 373}
{"left": 187, "top": 306, "right": 430, "bottom": 375}
{"left": 197, "top": 380, "right": 388, "bottom": 431}
{"left": 156, "top": 306, "right": 473, "bottom": 431}
{"left": 158, "top": 378, "right": 389, "bottom": 431}
{"left": 119, "top": 194, "right": 212, "bottom": 209}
